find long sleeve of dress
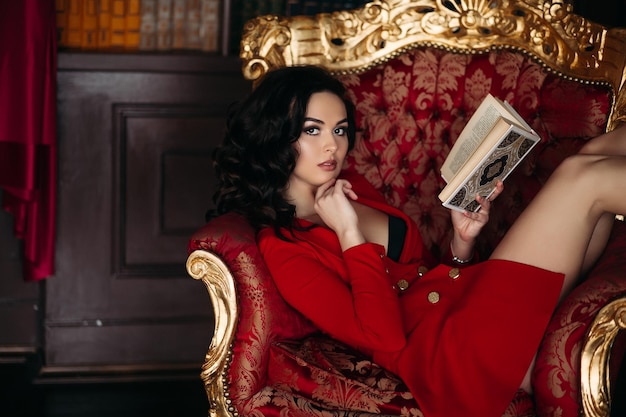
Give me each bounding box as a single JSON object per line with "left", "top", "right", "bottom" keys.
{"left": 258, "top": 230, "right": 407, "bottom": 354}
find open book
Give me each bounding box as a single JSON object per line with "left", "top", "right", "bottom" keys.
{"left": 438, "top": 94, "right": 541, "bottom": 212}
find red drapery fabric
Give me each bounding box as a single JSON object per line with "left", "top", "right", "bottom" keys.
{"left": 0, "top": 0, "right": 57, "bottom": 281}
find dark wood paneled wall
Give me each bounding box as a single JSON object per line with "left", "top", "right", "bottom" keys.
{"left": 44, "top": 53, "right": 251, "bottom": 373}
{"left": 0, "top": 199, "right": 40, "bottom": 360}
{"left": 0, "top": 53, "right": 251, "bottom": 377}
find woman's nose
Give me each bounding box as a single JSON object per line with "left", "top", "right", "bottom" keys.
{"left": 323, "top": 134, "right": 338, "bottom": 152}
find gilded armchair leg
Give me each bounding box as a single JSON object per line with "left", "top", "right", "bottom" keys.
{"left": 204, "top": 358, "right": 237, "bottom": 417}
{"left": 187, "top": 250, "right": 239, "bottom": 417}
{"left": 580, "top": 297, "right": 626, "bottom": 417}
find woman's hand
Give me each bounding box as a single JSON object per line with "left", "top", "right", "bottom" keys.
{"left": 314, "top": 179, "right": 365, "bottom": 250}
{"left": 450, "top": 181, "right": 504, "bottom": 259}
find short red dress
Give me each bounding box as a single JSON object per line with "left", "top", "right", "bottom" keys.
{"left": 257, "top": 175, "right": 563, "bottom": 417}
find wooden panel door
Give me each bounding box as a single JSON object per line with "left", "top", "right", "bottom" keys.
{"left": 47, "top": 53, "right": 250, "bottom": 372}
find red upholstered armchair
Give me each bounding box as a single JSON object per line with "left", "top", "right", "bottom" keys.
{"left": 186, "top": 1, "right": 626, "bottom": 416}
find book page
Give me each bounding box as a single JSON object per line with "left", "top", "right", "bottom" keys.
{"left": 501, "top": 100, "right": 533, "bottom": 131}
{"left": 439, "top": 117, "right": 512, "bottom": 200}
{"left": 442, "top": 104, "right": 502, "bottom": 181}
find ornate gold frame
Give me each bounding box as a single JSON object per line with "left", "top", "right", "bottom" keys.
{"left": 187, "top": 250, "right": 239, "bottom": 417}
{"left": 240, "top": 0, "right": 626, "bottom": 130}
{"left": 581, "top": 298, "right": 626, "bottom": 417}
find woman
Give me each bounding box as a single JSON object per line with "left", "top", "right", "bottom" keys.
{"left": 212, "top": 65, "right": 626, "bottom": 417}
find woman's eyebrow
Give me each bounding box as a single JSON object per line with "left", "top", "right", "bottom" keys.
{"left": 303, "top": 117, "right": 348, "bottom": 125}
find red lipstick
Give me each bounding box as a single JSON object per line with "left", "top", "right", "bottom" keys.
{"left": 318, "top": 160, "right": 337, "bottom": 171}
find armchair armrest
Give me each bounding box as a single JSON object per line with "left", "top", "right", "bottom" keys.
{"left": 186, "top": 249, "right": 238, "bottom": 417}
{"left": 581, "top": 220, "right": 626, "bottom": 417}
{"left": 533, "top": 221, "right": 626, "bottom": 417}
{"left": 582, "top": 296, "right": 626, "bottom": 417}
{"left": 186, "top": 212, "right": 320, "bottom": 415}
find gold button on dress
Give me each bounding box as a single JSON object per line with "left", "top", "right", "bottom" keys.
{"left": 448, "top": 268, "right": 461, "bottom": 280}
{"left": 427, "top": 291, "right": 440, "bottom": 304}
{"left": 396, "top": 279, "right": 409, "bottom": 291}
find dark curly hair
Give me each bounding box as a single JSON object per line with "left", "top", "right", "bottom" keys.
{"left": 211, "top": 65, "right": 356, "bottom": 237}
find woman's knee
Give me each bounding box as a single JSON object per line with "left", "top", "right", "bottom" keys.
{"left": 579, "top": 135, "right": 606, "bottom": 155}
{"left": 547, "top": 154, "right": 617, "bottom": 205}
{"left": 578, "top": 125, "right": 626, "bottom": 155}
{"left": 550, "top": 154, "right": 616, "bottom": 211}
{"left": 551, "top": 153, "right": 604, "bottom": 182}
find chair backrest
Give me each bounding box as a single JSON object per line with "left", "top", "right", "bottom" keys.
{"left": 240, "top": 0, "right": 626, "bottom": 257}
{"left": 241, "top": 0, "right": 626, "bottom": 123}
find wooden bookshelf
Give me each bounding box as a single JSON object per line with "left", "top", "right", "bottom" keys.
{"left": 55, "top": 0, "right": 370, "bottom": 56}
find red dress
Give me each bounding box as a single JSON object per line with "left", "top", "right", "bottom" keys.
{"left": 257, "top": 174, "right": 563, "bottom": 417}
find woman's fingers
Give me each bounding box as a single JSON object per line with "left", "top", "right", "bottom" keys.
{"left": 336, "top": 179, "right": 358, "bottom": 200}
{"left": 487, "top": 181, "right": 504, "bottom": 202}
{"left": 475, "top": 180, "right": 504, "bottom": 212}
{"left": 477, "top": 195, "right": 490, "bottom": 212}
{"left": 315, "top": 179, "right": 337, "bottom": 198}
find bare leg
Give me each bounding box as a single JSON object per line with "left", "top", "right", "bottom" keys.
{"left": 581, "top": 212, "right": 614, "bottom": 273}
{"left": 568, "top": 126, "right": 626, "bottom": 272}
{"left": 492, "top": 126, "right": 626, "bottom": 393}
{"left": 490, "top": 153, "right": 626, "bottom": 393}
{"left": 491, "top": 154, "right": 626, "bottom": 300}
{"left": 492, "top": 123, "right": 626, "bottom": 296}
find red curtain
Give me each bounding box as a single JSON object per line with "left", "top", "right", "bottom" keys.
{"left": 0, "top": 0, "right": 57, "bottom": 281}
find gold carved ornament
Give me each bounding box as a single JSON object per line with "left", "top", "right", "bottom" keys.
{"left": 240, "top": 0, "right": 626, "bottom": 130}
{"left": 186, "top": 250, "right": 239, "bottom": 417}
{"left": 580, "top": 298, "right": 626, "bottom": 417}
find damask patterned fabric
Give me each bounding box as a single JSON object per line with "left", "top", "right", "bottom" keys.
{"left": 337, "top": 48, "right": 609, "bottom": 258}
{"left": 189, "top": 212, "right": 318, "bottom": 405}
{"left": 533, "top": 220, "right": 626, "bottom": 417}
{"left": 189, "top": 47, "right": 626, "bottom": 417}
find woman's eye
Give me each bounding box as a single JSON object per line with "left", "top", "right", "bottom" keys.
{"left": 304, "top": 126, "right": 319, "bottom": 135}
{"left": 334, "top": 126, "right": 348, "bottom": 136}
